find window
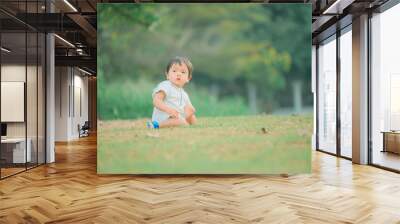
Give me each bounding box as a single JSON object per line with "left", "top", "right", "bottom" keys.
{"left": 317, "top": 35, "right": 337, "bottom": 154}
{"left": 339, "top": 27, "right": 352, "bottom": 158}
{"left": 370, "top": 3, "right": 400, "bottom": 171}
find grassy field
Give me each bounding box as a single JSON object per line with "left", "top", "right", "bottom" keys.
{"left": 98, "top": 78, "right": 251, "bottom": 120}
{"left": 97, "top": 115, "right": 312, "bottom": 174}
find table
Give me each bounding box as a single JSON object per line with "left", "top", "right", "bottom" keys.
{"left": 1, "top": 138, "right": 31, "bottom": 163}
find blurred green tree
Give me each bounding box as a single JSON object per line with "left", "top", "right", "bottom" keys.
{"left": 98, "top": 4, "right": 311, "bottom": 119}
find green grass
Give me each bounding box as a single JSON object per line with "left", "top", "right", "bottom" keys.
{"left": 97, "top": 78, "right": 251, "bottom": 120}
{"left": 97, "top": 114, "right": 312, "bottom": 174}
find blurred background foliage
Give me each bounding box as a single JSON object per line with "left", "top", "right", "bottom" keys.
{"left": 98, "top": 4, "right": 311, "bottom": 120}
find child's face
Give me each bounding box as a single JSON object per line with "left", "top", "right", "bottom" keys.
{"left": 166, "top": 63, "right": 191, "bottom": 87}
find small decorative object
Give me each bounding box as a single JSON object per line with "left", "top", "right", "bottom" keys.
{"left": 261, "top": 127, "right": 268, "bottom": 134}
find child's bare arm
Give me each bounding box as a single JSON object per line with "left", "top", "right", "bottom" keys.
{"left": 185, "top": 101, "right": 196, "bottom": 116}
{"left": 184, "top": 104, "right": 196, "bottom": 125}
{"left": 153, "top": 91, "right": 179, "bottom": 118}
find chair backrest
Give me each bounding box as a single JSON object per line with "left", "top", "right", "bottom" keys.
{"left": 82, "top": 121, "right": 90, "bottom": 129}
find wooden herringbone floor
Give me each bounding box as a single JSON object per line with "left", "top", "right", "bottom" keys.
{"left": 1, "top": 134, "right": 400, "bottom": 224}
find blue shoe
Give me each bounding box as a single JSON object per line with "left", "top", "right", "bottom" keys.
{"left": 146, "top": 121, "right": 159, "bottom": 129}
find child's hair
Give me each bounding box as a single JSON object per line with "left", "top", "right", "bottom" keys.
{"left": 165, "top": 56, "right": 193, "bottom": 78}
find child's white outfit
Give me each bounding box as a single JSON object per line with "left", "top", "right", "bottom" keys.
{"left": 152, "top": 80, "right": 191, "bottom": 123}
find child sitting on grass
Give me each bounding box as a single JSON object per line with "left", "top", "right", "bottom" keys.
{"left": 147, "top": 56, "right": 197, "bottom": 128}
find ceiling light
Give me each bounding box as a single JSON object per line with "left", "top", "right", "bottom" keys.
{"left": 322, "top": 0, "right": 355, "bottom": 15}
{"left": 78, "top": 67, "right": 92, "bottom": 76}
{"left": 323, "top": 0, "right": 342, "bottom": 14}
{"left": 63, "top": 0, "right": 78, "bottom": 12}
{"left": 1, "top": 47, "right": 11, "bottom": 53}
{"left": 54, "top": 34, "right": 75, "bottom": 48}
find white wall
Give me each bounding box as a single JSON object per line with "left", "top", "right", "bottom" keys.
{"left": 1, "top": 66, "right": 26, "bottom": 131}
{"left": 55, "top": 67, "right": 89, "bottom": 141}
{"left": 70, "top": 71, "right": 88, "bottom": 139}
{"left": 1, "top": 63, "right": 46, "bottom": 164}
{"left": 55, "top": 66, "right": 69, "bottom": 141}
{"left": 1, "top": 65, "right": 39, "bottom": 137}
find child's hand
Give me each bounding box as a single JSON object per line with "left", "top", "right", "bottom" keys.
{"left": 168, "top": 109, "right": 180, "bottom": 118}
